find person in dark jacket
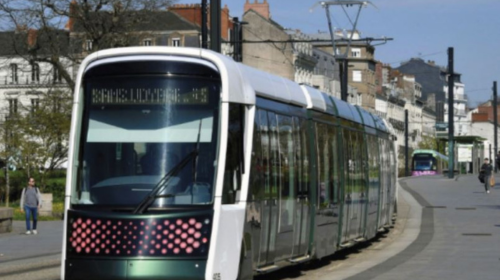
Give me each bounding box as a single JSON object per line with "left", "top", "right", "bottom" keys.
{"left": 480, "top": 158, "right": 493, "bottom": 194}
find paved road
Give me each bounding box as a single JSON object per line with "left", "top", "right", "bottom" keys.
{"left": 2, "top": 174, "right": 500, "bottom": 280}
{"left": 256, "top": 174, "right": 500, "bottom": 280}
{"left": 0, "top": 221, "right": 62, "bottom": 280}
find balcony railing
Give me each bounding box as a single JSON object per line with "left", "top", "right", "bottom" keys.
{"left": 1, "top": 76, "right": 67, "bottom": 88}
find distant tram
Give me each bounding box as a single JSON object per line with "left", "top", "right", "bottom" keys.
{"left": 411, "top": 149, "right": 448, "bottom": 176}
{"left": 61, "top": 47, "right": 398, "bottom": 280}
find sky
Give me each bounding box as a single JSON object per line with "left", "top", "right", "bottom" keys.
{"left": 177, "top": 0, "right": 500, "bottom": 108}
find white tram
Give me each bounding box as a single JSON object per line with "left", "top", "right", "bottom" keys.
{"left": 61, "top": 47, "right": 398, "bottom": 280}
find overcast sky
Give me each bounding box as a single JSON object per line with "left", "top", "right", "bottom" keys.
{"left": 178, "top": 0, "right": 500, "bottom": 107}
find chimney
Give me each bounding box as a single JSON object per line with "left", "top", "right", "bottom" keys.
{"left": 170, "top": 4, "right": 232, "bottom": 41}
{"left": 65, "top": 0, "right": 78, "bottom": 31}
{"left": 27, "top": 29, "right": 38, "bottom": 47}
{"left": 244, "top": 0, "right": 270, "bottom": 19}
{"left": 170, "top": 4, "right": 203, "bottom": 27}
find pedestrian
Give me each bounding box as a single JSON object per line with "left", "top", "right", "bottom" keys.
{"left": 480, "top": 158, "right": 493, "bottom": 194}
{"left": 20, "top": 177, "right": 42, "bottom": 235}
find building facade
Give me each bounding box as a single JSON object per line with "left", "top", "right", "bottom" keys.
{"left": 0, "top": 30, "right": 73, "bottom": 122}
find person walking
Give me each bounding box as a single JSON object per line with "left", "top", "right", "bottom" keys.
{"left": 20, "top": 177, "right": 42, "bottom": 235}
{"left": 480, "top": 158, "right": 493, "bottom": 194}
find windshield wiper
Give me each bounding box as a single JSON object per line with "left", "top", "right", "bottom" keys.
{"left": 132, "top": 151, "right": 197, "bottom": 214}
{"left": 133, "top": 120, "right": 203, "bottom": 214}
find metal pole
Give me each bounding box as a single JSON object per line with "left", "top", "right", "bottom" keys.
{"left": 324, "top": 4, "right": 337, "bottom": 58}
{"left": 342, "top": 60, "right": 349, "bottom": 102}
{"left": 447, "top": 47, "right": 454, "bottom": 179}
{"left": 5, "top": 164, "right": 9, "bottom": 207}
{"left": 201, "top": 0, "right": 208, "bottom": 49}
{"left": 494, "top": 81, "right": 498, "bottom": 172}
{"left": 209, "top": 0, "right": 221, "bottom": 52}
{"left": 405, "top": 109, "right": 409, "bottom": 176}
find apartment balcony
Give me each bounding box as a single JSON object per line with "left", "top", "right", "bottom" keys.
{"left": 455, "top": 109, "right": 467, "bottom": 117}
{"left": 1, "top": 76, "right": 68, "bottom": 89}
{"left": 445, "top": 93, "right": 468, "bottom": 103}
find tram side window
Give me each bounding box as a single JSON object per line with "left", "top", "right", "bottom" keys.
{"left": 316, "top": 122, "right": 331, "bottom": 206}
{"left": 278, "top": 114, "right": 294, "bottom": 231}
{"left": 342, "top": 129, "right": 350, "bottom": 194}
{"left": 360, "top": 133, "right": 367, "bottom": 194}
{"left": 329, "top": 126, "right": 339, "bottom": 203}
{"left": 222, "top": 104, "right": 245, "bottom": 204}
{"left": 298, "top": 118, "right": 310, "bottom": 197}
{"left": 250, "top": 109, "right": 264, "bottom": 200}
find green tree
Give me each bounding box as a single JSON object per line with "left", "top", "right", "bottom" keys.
{"left": 418, "top": 135, "right": 437, "bottom": 150}
{"left": 0, "top": 90, "right": 72, "bottom": 189}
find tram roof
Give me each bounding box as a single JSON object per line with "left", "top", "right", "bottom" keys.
{"left": 237, "top": 63, "right": 308, "bottom": 107}
{"left": 78, "top": 47, "right": 394, "bottom": 132}
{"left": 371, "top": 113, "right": 389, "bottom": 133}
{"left": 300, "top": 85, "right": 336, "bottom": 114}
{"left": 354, "top": 106, "right": 376, "bottom": 128}
{"left": 330, "top": 96, "right": 362, "bottom": 123}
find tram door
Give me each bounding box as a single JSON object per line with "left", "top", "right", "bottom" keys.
{"left": 349, "top": 132, "right": 362, "bottom": 239}
{"left": 357, "top": 134, "right": 368, "bottom": 237}
{"left": 291, "top": 117, "right": 310, "bottom": 258}
{"left": 257, "top": 112, "right": 310, "bottom": 266}
{"left": 341, "top": 129, "right": 353, "bottom": 242}
{"left": 257, "top": 111, "right": 279, "bottom": 266}
{"left": 378, "top": 138, "right": 388, "bottom": 227}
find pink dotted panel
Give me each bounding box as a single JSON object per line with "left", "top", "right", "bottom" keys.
{"left": 67, "top": 215, "right": 211, "bottom": 257}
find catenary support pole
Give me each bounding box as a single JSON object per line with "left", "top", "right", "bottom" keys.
{"left": 447, "top": 47, "right": 454, "bottom": 179}
{"left": 405, "top": 109, "right": 409, "bottom": 177}
{"left": 210, "top": 0, "right": 221, "bottom": 52}
{"left": 201, "top": 0, "right": 208, "bottom": 49}
{"left": 494, "top": 81, "right": 498, "bottom": 172}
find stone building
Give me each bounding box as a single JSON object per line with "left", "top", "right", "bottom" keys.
{"left": 242, "top": 2, "right": 295, "bottom": 81}
{"left": 396, "top": 58, "right": 468, "bottom": 127}
{"left": 310, "top": 30, "right": 377, "bottom": 110}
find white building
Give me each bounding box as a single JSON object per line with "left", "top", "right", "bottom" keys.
{"left": 443, "top": 73, "right": 469, "bottom": 136}
{"left": 0, "top": 31, "right": 73, "bottom": 122}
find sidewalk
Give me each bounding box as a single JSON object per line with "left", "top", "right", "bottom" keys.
{"left": 0, "top": 220, "right": 63, "bottom": 262}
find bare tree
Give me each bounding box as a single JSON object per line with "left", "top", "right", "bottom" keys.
{"left": 0, "top": 0, "right": 178, "bottom": 190}
{"left": 0, "top": 0, "right": 178, "bottom": 89}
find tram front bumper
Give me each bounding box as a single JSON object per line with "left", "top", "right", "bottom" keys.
{"left": 65, "top": 258, "right": 207, "bottom": 280}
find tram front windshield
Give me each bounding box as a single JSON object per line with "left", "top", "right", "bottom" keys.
{"left": 413, "top": 153, "right": 437, "bottom": 171}
{"left": 74, "top": 74, "right": 220, "bottom": 208}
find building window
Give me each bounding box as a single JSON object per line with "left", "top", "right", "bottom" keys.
{"left": 8, "top": 99, "right": 18, "bottom": 116}
{"left": 351, "top": 48, "right": 361, "bottom": 58}
{"left": 31, "top": 63, "right": 40, "bottom": 82}
{"left": 353, "top": 70, "right": 362, "bottom": 82}
{"left": 172, "top": 38, "right": 180, "bottom": 47}
{"left": 10, "top": 64, "right": 18, "bottom": 84}
{"left": 86, "top": 40, "right": 92, "bottom": 51}
{"left": 53, "top": 66, "right": 62, "bottom": 84}
{"left": 143, "top": 39, "right": 152, "bottom": 46}
{"left": 31, "top": 99, "right": 40, "bottom": 114}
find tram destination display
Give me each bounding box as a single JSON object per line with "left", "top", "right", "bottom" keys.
{"left": 91, "top": 87, "right": 209, "bottom": 105}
